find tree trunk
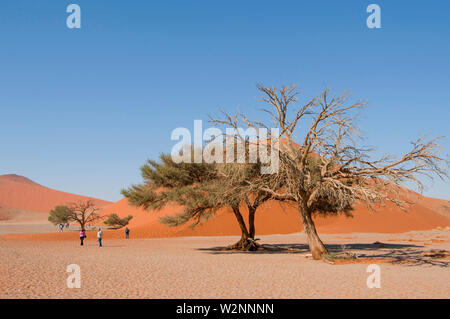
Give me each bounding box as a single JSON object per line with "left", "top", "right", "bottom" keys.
{"left": 227, "top": 206, "right": 258, "bottom": 251}
{"left": 232, "top": 206, "right": 249, "bottom": 238}
{"left": 298, "top": 204, "right": 328, "bottom": 260}
{"left": 248, "top": 206, "right": 256, "bottom": 239}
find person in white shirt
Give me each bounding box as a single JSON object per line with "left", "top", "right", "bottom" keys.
{"left": 97, "top": 228, "right": 103, "bottom": 247}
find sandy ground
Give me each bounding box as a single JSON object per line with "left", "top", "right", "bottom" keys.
{"left": 0, "top": 231, "right": 449, "bottom": 299}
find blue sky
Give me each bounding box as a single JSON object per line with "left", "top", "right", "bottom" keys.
{"left": 0, "top": 1, "right": 449, "bottom": 201}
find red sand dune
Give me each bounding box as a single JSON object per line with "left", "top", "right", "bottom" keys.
{"left": 97, "top": 190, "right": 449, "bottom": 238}
{"left": 0, "top": 174, "right": 111, "bottom": 213}
{"left": 5, "top": 185, "right": 449, "bottom": 241}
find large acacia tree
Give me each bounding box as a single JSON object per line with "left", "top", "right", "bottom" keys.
{"left": 212, "top": 85, "right": 449, "bottom": 260}
{"left": 122, "top": 148, "right": 278, "bottom": 250}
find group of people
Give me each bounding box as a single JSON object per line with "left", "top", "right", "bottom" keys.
{"left": 58, "top": 223, "right": 70, "bottom": 232}
{"left": 79, "top": 226, "right": 130, "bottom": 247}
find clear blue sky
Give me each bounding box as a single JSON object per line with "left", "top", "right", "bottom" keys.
{"left": 0, "top": 1, "right": 449, "bottom": 201}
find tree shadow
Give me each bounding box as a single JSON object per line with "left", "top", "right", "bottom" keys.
{"left": 197, "top": 242, "right": 420, "bottom": 254}
{"left": 102, "top": 245, "right": 126, "bottom": 248}
{"left": 197, "top": 241, "right": 449, "bottom": 268}
{"left": 357, "top": 247, "right": 449, "bottom": 268}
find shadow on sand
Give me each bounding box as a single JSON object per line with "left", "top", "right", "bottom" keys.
{"left": 197, "top": 242, "right": 449, "bottom": 268}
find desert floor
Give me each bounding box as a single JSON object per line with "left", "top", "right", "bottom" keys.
{"left": 0, "top": 230, "right": 449, "bottom": 299}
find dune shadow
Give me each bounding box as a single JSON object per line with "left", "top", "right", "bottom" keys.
{"left": 197, "top": 241, "right": 449, "bottom": 267}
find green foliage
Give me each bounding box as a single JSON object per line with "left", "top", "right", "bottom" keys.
{"left": 121, "top": 151, "right": 218, "bottom": 212}
{"left": 122, "top": 141, "right": 277, "bottom": 230}
{"left": 103, "top": 213, "right": 133, "bottom": 229}
{"left": 48, "top": 200, "right": 103, "bottom": 229}
{"left": 48, "top": 205, "right": 71, "bottom": 225}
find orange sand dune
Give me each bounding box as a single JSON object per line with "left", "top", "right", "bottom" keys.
{"left": 0, "top": 174, "right": 111, "bottom": 213}
{"left": 416, "top": 196, "right": 450, "bottom": 219}
{"left": 5, "top": 186, "right": 449, "bottom": 241}
{"left": 100, "top": 186, "right": 450, "bottom": 237}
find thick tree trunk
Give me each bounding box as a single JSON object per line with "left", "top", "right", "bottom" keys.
{"left": 228, "top": 233, "right": 255, "bottom": 251}
{"left": 227, "top": 206, "right": 259, "bottom": 251}
{"left": 298, "top": 204, "right": 328, "bottom": 260}
{"left": 232, "top": 206, "right": 250, "bottom": 238}
{"left": 248, "top": 206, "right": 256, "bottom": 239}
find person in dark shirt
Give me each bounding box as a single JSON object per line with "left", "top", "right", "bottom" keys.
{"left": 80, "top": 229, "right": 86, "bottom": 246}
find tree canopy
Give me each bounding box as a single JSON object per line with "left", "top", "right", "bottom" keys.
{"left": 122, "top": 145, "right": 280, "bottom": 250}
{"left": 48, "top": 200, "right": 103, "bottom": 230}
{"left": 104, "top": 213, "right": 133, "bottom": 229}
{"left": 48, "top": 205, "right": 71, "bottom": 225}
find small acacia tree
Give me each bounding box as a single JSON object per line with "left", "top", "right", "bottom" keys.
{"left": 104, "top": 213, "right": 133, "bottom": 229}
{"left": 49, "top": 200, "right": 103, "bottom": 230}
{"left": 48, "top": 205, "right": 71, "bottom": 225}
{"left": 213, "top": 85, "right": 449, "bottom": 260}
{"left": 67, "top": 200, "right": 103, "bottom": 230}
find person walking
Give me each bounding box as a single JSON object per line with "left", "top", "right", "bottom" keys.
{"left": 97, "top": 228, "right": 103, "bottom": 247}
{"left": 59, "top": 223, "right": 64, "bottom": 232}
{"left": 80, "top": 229, "right": 86, "bottom": 246}
{"left": 125, "top": 227, "right": 130, "bottom": 239}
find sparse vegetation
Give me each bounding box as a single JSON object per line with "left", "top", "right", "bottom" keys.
{"left": 48, "top": 200, "right": 103, "bottom": 230}
{"left": 48, "top": 205, "right": 71, "bottom": 225}
{"left": 103, "top": 213, "right": 133, "bottom": 229}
